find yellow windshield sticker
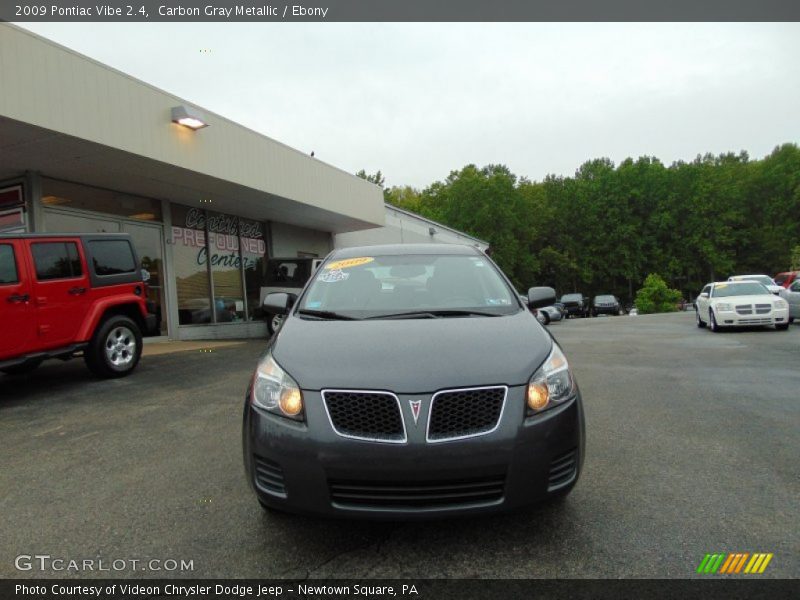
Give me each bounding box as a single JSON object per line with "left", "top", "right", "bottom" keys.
{"left": 325, "top": 257, "right": 374, "bottom": 270}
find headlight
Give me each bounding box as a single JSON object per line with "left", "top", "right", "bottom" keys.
{"left": 714, "top": 302, "right": 732, "bottom": 311}
{"left": 251, "top": 353, "right": 304, "bottom": 420}
{"left": 774, "top": 299, "right": 788, "bottom": 309}
{"left": 526, "top": 344, "right": 576, "bottom": 415}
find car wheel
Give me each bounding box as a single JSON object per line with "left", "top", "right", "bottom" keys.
{"left": 266, "top": 313, "right": 284, "bottom": 336}
{"left": 1, "top": 360, "right": 42, "bottom": 376}
{"left": 709, "top": 310, "right": 720, "bottom": 332}
{"left": 84, "top": 315, "right": 143, "bottom": 378}
{"left": 776, "top": 323, "right": 789, "bottom": 331}
{"left": 696, "top": 310, "right": 706, "bottom": 328}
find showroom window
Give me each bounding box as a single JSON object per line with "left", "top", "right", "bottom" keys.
{"left": 207, "top": 212, "right": 245, "bottom": 322}
{"left": 171, "top": 205, "right": 267, "bottom": 325}
{"left": 42, "top": 178, "right": 162, "bottom": 222}
{"left": 172, "top": 205, "right": 213, "bottom": 325}
{"left": 240, "top": 218, "right": 267, "bottom": 320}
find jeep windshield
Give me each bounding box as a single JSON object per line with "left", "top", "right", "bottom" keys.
{"left": 298, "top": 254, "right": 520, "bottom": 320}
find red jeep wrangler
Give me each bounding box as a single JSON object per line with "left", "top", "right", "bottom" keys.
{"left": 0, "top": 233, "right": 155, "bottom": 378}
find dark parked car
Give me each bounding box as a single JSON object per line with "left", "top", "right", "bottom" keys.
{"left": 560, "top": 293, "right": 588, "bottom": 318}
{"left": 591, "top": 294, "right": 620, "bottom": 316}
{"left": 243, "top": 244, "right": 586, "bottom": 519}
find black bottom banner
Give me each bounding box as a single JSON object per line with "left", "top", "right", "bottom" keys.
{"left": 2, "top": 579, "right": 797, "bottom": 600}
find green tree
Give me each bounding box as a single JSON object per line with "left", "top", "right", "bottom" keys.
{"left": 634, "top": 274, "right": 682, "bottom": 314}
{"left": 355, "top": 169, "right": 385, "bottom": 188}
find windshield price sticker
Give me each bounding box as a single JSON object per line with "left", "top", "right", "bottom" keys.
{"left": 319, "top": 269, "right": 349, "bottom": 283}
{"left": 325, "top": 257, "right": 374, "bottom": 270}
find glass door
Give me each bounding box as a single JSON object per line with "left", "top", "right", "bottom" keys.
{"left": 122, "top": 222, "right": 167, "bottom": 336}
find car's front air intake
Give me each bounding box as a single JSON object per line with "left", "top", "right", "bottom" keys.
{"left": 253, "top": 456, "right": 287, "bottom": 497}
{"left": 322, "top": 390, "right": 406, "bottom": 443}
{"left": 427, "top": 386, "right": 507, "bottom": 442}
{"left": 548, "top": 448, "right": 578, "bottom": 491}
{"left": 328, "top": 474, "right": 506, "bottom": 510}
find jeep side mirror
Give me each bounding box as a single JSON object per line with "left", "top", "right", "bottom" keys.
{"left": 527, "top": 286, "right": 556, "bottom": 309}
{"left": 262, "top": 292, "right": 297, "bottom": 315}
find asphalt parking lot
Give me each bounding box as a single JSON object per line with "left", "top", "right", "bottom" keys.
{"left": 1, "top": 312, "right": 798, "bottom": 579}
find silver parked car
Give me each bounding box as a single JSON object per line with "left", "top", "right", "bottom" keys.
{"left": 786, "top": 278, "right": 800, "bottom": 322}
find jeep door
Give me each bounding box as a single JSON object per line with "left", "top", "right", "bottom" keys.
{"left": 0, "top": 240, "right": 35, "bottom": 359}
{"left": 25, "top": 238, "right": 92, "bottom": 349}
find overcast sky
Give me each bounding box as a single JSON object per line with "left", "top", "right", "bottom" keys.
{"left": 18, "top": 22, "right": 800, "bottom": 189}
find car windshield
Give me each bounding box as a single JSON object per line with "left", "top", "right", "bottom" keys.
{"left": 595, "top": 295, "right": 615, "bottom": 302}
{"left": 561, "top": 294, "right": 582, "bottom": 302}
{"left": 299, "top": 253, "right": 520, "bottom": 319}
{"left": 733, "top": 275, "right": 773, "bottom": 286}
{"left": 713, "top": 282, "right": 770, "bottom": 297}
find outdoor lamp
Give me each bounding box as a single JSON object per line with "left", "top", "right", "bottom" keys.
{"left": 171, "top": 105, "right": 209, "bottom": 130}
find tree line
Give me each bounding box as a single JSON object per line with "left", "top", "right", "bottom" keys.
{"left": 358, "top": 143, "right": 800, "bottom": 302}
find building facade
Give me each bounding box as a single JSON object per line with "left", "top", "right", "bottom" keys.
{"left": 0, "top": 24, "right": 385, "bottom": 340}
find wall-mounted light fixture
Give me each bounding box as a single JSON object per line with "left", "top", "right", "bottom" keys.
{"left": 171, "top": 105, "right": 209, "bottom": 130}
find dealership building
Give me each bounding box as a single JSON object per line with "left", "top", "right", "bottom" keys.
{"left": 0, "top": 24, "right": 486, "bottom": 340}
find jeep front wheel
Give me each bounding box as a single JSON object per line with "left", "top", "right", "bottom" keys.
{"left": 85, "top": 316, "right": 143, "bottom": 378}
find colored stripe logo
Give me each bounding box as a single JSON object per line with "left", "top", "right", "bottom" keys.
{"left": 697, "top": 553, "right": 773, "bottom": 574}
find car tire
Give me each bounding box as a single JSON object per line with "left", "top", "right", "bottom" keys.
{"left": 709, "top": 310, "right": 720, "bottom": 332}
{"left": 696, "top": 310, "right": 706, "bottom": 328}
{"left": 266, "top": 313, "right": 284, "bottom": 337}
{"left": 1, "top": 360, "right": 42, "bottom": 376}
{"left": 84, "top": 315, "right": 143, "bottom": 378}
{"left": 541, "top": 311, "right": 551, "bottom": 325}
{"left": 776, "top": 323, "right": 789, "bottom": 331}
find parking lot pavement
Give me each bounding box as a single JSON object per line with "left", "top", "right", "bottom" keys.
{"left": 1, "top": 314, "right": 797, "bottom": 579}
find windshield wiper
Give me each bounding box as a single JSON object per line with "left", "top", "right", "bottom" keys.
{"left": 364, "top": 310, "right": 501, "bottom": 320}
{"left": 296, "top": 309, "right": 359, "bottom": 321}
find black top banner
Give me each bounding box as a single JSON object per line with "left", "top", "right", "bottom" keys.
{"left": 2, "top": 0, "right": 800, "bottom": 22}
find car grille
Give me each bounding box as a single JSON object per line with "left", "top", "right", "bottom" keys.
{"left": 322, "top": 390, "right": 405, "bottom": 443}
{"left": 736, "top": 304, "right": 772, "bottom": 316}
{"left": 427, "top": 386, "right": 507, "bottom": 442}
{"left": 328, "top": 474, "right": 506, "bottom": 510}
{"left": 548, "top": 448, "right": 578, "bottom": 491}
{"left": 253, "top": 456, "right": 287, "bottom": 497}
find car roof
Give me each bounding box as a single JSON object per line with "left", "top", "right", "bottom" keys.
{"left": 727, "top": 274, "right": 771, "bottom": 279}
{"left": 329, "top": 243, "right": 484, "bottom": 258}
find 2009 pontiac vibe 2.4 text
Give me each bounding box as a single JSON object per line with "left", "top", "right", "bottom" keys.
{"left": 242, "top": 244, "right": 585, "bottom": 519}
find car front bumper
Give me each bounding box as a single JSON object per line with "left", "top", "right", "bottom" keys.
{"left": 243, "top": 387, "right": 585, "bottom": 519}
{"left": 716, "top": 308, "right": 789, "bottom": 327}
{"left": 593, "top": 307, "right": 618, "bottom": 315}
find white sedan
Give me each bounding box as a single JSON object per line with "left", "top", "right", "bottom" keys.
{"left": 695, "top": 281, "right": 790, "bottom": 331}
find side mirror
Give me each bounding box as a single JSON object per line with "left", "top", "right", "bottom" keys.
{"left": 527, "top": 286, "right": 556, "bottom": 309}
{"left": 262, "top": 292, "right": 296, "bottom": 315}
{"left": 699, "top": 292, "right": 709, "bottom": 299}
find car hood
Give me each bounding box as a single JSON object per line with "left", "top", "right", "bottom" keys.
{"left": 270, "top": 310, "right": 553, "bottom": 393}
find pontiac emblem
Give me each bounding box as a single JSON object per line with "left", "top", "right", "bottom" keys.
{"left": 409, "top": 400, "right": 422, "bottom": 425}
